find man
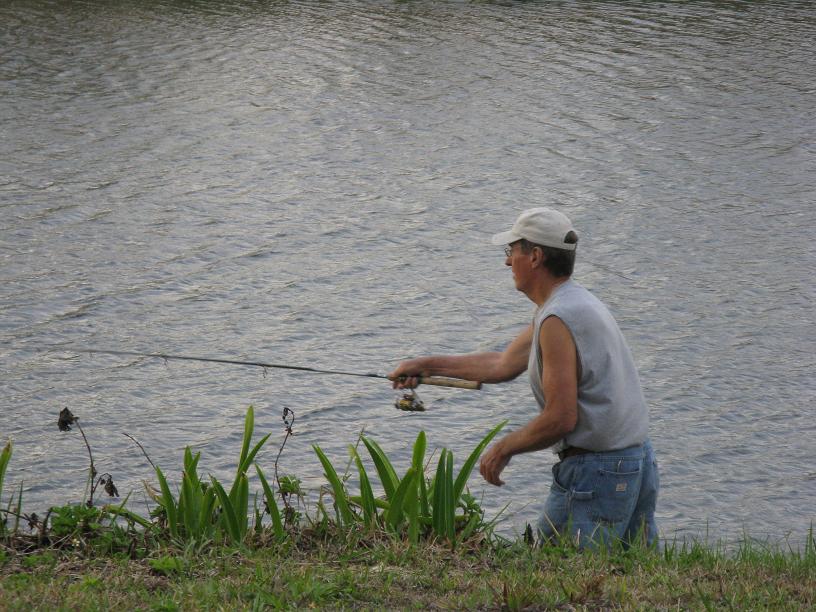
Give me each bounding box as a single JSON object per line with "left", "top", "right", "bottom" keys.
{"left": 389, "top": 207, "right": 659, "bottom": 548}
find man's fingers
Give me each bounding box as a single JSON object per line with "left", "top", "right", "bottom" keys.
{"left": 479, "top": 458, "right": 505, "bottom": 486}
{"left": 479, "top": 445, "right": 510, "bottom": 487}
{"left": 391, "top": 375, "right": 419, "bottom": 389}
{"left": 484, "top": 468, "right": 504, "bottom": 486}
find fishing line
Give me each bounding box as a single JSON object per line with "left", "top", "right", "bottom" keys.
{"left": 582, "top": 259, "right": 635, "bottom": 281}
{"left": 53, "top": 347, "right": 481, "bottom": 390}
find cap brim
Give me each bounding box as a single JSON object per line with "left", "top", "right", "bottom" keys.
{"left": 490, "top": 230, "right": 521, "bottom": 245}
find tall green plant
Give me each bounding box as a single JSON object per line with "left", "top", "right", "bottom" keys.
{"left": 432, "top": 449, "right": 455, "bottom": 541}
{"left": 453, "top": 421, "right": 506, "bottom": 502}
{"left": 360, "top": 437, "right": 399, "bottom": 500}
{"left": 179, "top": 448, "right": 218, "bottom": 540}
{"left": 0, "top": 441, "right": 10, "bottom": 505}
{"left": 349, "top": 446, "right": 377, "bottom": 527}
{"left": 153, "top": 465, "right": 179, "bottom": 538}
{"left": 150, "top": 406, "right": 272, "bottom": 545}
{"left": 0, "top": 441, "right": 11, "bottom": 536}
{"left": 321, "top": 422, "right": 507, "bottom": 544}
{"left": 254, "top": 464, "right": 285, "bottom": 541}
{"left": 313, "top": 445, "right": 355, "bottom": 526}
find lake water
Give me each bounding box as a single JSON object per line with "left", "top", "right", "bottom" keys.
{"left": 2, "top": 0, "right": 814, "bottom": 547}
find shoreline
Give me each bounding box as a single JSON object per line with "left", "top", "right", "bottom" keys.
{"left": 2, "top": 530, "right": 815, "bottom": 610}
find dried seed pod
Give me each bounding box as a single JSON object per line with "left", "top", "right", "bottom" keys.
{"left": 104, "top": 476, "right": 119, "bottom": 498}
{"left": 282, "top": 407, "right": 295, "bottom": 433}
{"left": 58, "top": 407, "right": 76, "bottom": 431}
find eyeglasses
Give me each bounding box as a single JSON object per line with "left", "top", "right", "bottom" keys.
{"left": 505, "top": 242, "right": 538, "bottom": 258}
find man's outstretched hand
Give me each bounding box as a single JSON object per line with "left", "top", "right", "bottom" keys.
{"left": 479, "top": 442, "right": 511, "bottom": 486}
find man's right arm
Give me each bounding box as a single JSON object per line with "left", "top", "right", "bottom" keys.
{"left": 388, "top": 324, "right": 533, "bottom": 387}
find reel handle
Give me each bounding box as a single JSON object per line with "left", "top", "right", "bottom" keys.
{"left": 417, "top": 376, "right": 482, "bottom": 390}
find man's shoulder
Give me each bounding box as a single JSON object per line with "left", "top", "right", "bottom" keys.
{"left": 552, "top": 280, "right": 602, "bottom": 310}
{"left": 549, "top": 282, "right": 616, "bottom": 328}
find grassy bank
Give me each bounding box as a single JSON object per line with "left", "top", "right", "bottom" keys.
{"left": 2, "top": 410, "right": 814, "bottom": 609}
{"left": 2, "top": 530, "right": 815, "bottom": 610}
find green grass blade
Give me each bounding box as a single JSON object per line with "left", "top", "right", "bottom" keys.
{"left": 349, "top": 446, "right": 377, "bottom": 527}
{"left": 419, "top": 473, "right": 430, "bottom": 522}
{"left": 411, "top": 431, "right": 426, "bottom": 475}
{"left": 407, "top": 497, "right": 420, "bottom": 542}
{"left": 239, "top": 433, "right": 271, "bottom": 475}
{"left": 349, "top": 495, "right": 390, "bottom": 511}
{"left": 456, "top": 512, "right": 482, "bottom": 546}
{"left": 237, "top": 473, "right": 249, "bottom": 538}
{"left": 199, "top": 486, "right": 217, "bottom": 539}
{"left": 182, "top": 449, "right": 208, "bottom": 538}
{"left": 191, "top": 450, "right": 201, "bottom": 474}
{"left": 0, "top": 440, "right": 11, "bottom": 534}
{"left": 210, "top": 477, "right": 242, "bottom": 544}
{"left": 0, "top": 440, "right": 11, "bottom": 508}
{"left": 431, "top": 450, "right": 455, "bottom": 542}
{"left": 105, "top": 491, "right": 131, "bottom": 527}
{"left": 432, "top": 450, "right": 447, "bottom": 537}
{"left": 12, "top": 482, "right": 22, "bottom": 533}
{"left": 385, "top": 467, "right": 416, "bottom": 530}
{"left": 155, "top": 466, "right": 178, "bottom": 538}
{"left": 229, "top": 412, "right": 271, "bottom": 493}
{"left": 180, "top": 468, "right": 198, "bottom": 538}
{"left": 103, "top": 502, "right": 153, "bottom": 530}
{"left": 313, "top": 445, "right": 355, "bottom": 526}
{"left": 481, "top": 500, "right": 511, "bottom": 534}
{"left": 184, "top": 452, "right": 201, "bottom": 490}
{"left": 361, "top": 437, "right": 398, "bottom": 500}
{"left": 186, "top": 449, "right": 201, "bottom": 479}
{"left": 237, "top": 406, "right": 255, "bottom": 477}
{"left": 406, "top": 471, "right": 421, "bottom": 543}
{"left": 411, "top": 431, "right": 429, "bottom": 529}
{"left": 255, "top": 464, "right": 284, "bottom": 540}
{"left": 453, "top": 421, "right": 507, "bottom": 503}
{"left": 230, "top": 408, "right": 271, "bottom": 500}
{"left": 444, "top": 450, "right": 455, "bottom": 541}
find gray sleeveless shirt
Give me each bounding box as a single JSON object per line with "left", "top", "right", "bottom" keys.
{"left": 528, "top": 279, "right": 649, "bottom": 454}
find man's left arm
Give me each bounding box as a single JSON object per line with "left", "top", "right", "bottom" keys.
{"left": 479, "top": 315, "right": 578, "bottom": 486}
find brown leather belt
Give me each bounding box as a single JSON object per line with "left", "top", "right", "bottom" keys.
{"left": 557, "top": 446, "right": 593, "bottom": 461}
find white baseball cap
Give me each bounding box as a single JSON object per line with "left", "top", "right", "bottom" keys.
{"left": 490, "top": 207, "right": 578, "bottom": 251}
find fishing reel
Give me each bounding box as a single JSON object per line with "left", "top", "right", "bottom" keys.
{"left": 394, "top": 388, "right": 425, "bottom": 412}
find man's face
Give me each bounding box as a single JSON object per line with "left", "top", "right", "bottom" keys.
{"left": 505, "top": 240, "right": 533, "bottom": 292}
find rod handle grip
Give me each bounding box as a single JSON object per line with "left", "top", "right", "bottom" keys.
{"left": 418, "top": 376, "right": 482, "bottom": 390}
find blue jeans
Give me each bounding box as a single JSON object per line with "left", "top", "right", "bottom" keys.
{"left": 537, "top": 439, "right": 659, "bottom": 549}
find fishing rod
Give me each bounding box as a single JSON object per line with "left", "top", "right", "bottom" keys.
{"left": 64, "top": 347, "right": 482, "bottom": 390}
{"left": 582, "top": 259, "right": 634, "bottom": 282}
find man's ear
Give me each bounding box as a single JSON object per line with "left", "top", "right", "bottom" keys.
{"left": 531, "top": 245, "right": 546, "bottom": 268}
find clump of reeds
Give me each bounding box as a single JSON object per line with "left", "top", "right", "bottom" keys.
{"left": 146, "top": 405, "right": 283, "bottom": 545}
{"left": 2, "top": 404, "right": 509, "bottom": 556}
{"left": 313, "top": 421, "right": 507, "bottom": 547}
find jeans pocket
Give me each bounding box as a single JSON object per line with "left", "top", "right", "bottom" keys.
{"left": 591, "top": 465, "right": 642, "bottom": 525}
{"left": 561, "top": 488, "right": 594, "bottom": 529}
{"left": 550, "top": 479, "right": 568, "bottom": 494}
{"left": 550, "top": 461, "right": 569, "bottom": 493}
